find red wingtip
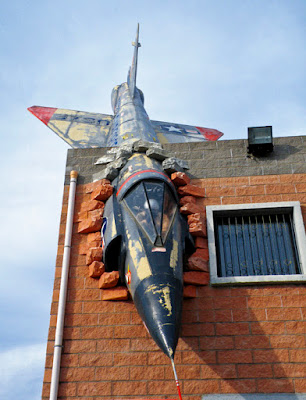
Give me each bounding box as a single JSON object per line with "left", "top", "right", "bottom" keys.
{"left": 196, "top": 127, "right": 224, "bottom": 141}
{"left": 28, "top": 106, "right": 57, "bottom": 125}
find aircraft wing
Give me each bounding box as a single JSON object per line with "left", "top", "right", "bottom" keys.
{"left": 151, "top": 120, "right": 223, "bottom": 143}
{"left": 28, "top": 106, "right": 113, "bottom": 148}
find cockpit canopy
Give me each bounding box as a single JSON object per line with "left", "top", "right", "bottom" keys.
{"left": 124, "top": 180, "right": 177, "bottom": 247}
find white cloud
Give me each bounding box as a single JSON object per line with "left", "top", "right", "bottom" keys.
{"left": 0, "top": 343, "right": 46, "bottom": 400}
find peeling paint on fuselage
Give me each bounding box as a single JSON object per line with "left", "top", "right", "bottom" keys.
{"left": 170, "top": 239, "right": 178, "bottom": 270}
{"left": 145, "top": 284, "right": 172, "bottom": 317}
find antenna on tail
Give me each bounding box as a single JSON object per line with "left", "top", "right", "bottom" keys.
{"left": 127, "top": 23, "right": 141, "bottom": 98}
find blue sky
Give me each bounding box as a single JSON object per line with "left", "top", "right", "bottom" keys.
{"left": 0, "top": 1, "right": 305, "bottom": 398}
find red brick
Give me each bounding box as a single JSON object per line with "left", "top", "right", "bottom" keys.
{"left": 282, "top": 193, "right": 306, "bottom": 202}
{"left": 77, "top": 242, "right": 89, "bottom": 255}
{"left": 88, "top": 261, "right": 105, "bottom": 278}
{"left": 88, "top": 207, "right": 104, "bottom": 220}
{"left": 266, "top": 308, "right": 302, "bottom": 321}
{"left": 181, "top": 350, "right": 216, "bottom": 364}
{"left": 68, "top": 288, "right": 99, "bottom": 301}
{"left": 182, "top": 322, "right": 215, "bottom": 337}
{"left": 251, "top": 321, "right": 285, "bottom": 335}
{"left": 200, "top": 336, "right": 234, "bottom": 350}
{"left": 289, "top": 349, "right": 306, "bottom": 362}
{"left": 147, "top": 352, "right": 172, "bottom": 365}
{"left": 295, "top": 183, "right": 306, "bottom": 192}
{"left": 85, "top": 179, "right": 111, "bottom": 194}
{"left": 281, "top": 174, "right": 306, "bottom": 183}
{"left": 202, "top": 364, "right": 237, "bottom": 379}
{"left": 274, "top": 363, "right": 306, "bottom": 378}
{"left": 86, "top": 231, "right": 101, "bottom": 242}
{"left": 60, "top": 367, "right": 93, "bottom": 382}
{"left": 97, "top": 338, "right": 130, "bottom": 352}
{"left": 193, "top": 177, "right": 220, "bottom": 187}
{"left": 131, "top": 337, "right": 159, "bottom": 352}
{"left": 238, "top": 363, "right": 273, "bottom": 378}
{"left": 183, "top": 285, "right": 197, "bottom": 298}
{"left": 184, "top": 271, "right": 209, "bottom": 286}
{"left": 266, "top": 183, "right": 295, "bottom": 194}
{"left": 79, "top": 199, "right": 104, "bottom": 213}
{"left": 220, "top": 379, "right": 256, "bottom": 393}
{"left": 189, "top": 221, "right": 207, "bottom": 237}
{"left": 86, "top": 247, "right": 102, "bottom": 265}
{"left": 206, "top": 186, "right": 235, "bottom": 197}
{"left": 98, "top": 271, "right": 119, "bottom": 289}
{"left": 219, "top": 177, "right": 250, "bottom": 186}
{"left": 198, "top": 309, "right": 215, "bottom": 322}
{"left": 57, "top": 382, "right": 77, "bottom": 397}
{"left": 179, "top": 195, "right": 197, "bottom": 205}
{"left": 96, "top": 366, "right": 130, "bottom": 380}
{"left": 295, "top": 378, "right": 306, "bottom": 392}
{"left": 253, "top": 349, "right": 289, "bottom": 363}
{"left": 113, "top": 324, "right": 146, "bottom": 338}
{"left": 252, "top": 194, "right": 283, "bottom": 203}
{"left": 171, "top": 171, "right": 190, "bottom": 186}
{"left": 247, "top": 295, "right": 282, "bottom": 308}
{"left": 281, "top": 294, "right": 306, "bottom": 307}
{"left": 101, "top": 286, "right": 129, "bottom": 300}
{"left": 235, "top": 335, "right": 270, "bottom": 349}
{"left": 216, "top": 322, "right": 250, "bottom": 336}
{"left": 195, "top": 237, "right": 208, "bottom": 248}
{"left": 180, "top": 202, "right": 203, "bottom": 214}
{"left": 213, "top": 296, "right": 247, "bottom": 309}
{"left": 64, "top": 339, "right": 96, "bottom": 354}
{"left": 98, "top": 312, "right": 130, "bottom": 325}
{"left": 236, "top": 185, "right": 265, "bottom": 196}
{"left": 222, "top": 196, "right": 252, "bottom": 205}
{"left": 78, "top": 353, "right": 113, "bottom": 367}
{"left": 63, "top": 327, "right": 81, "bottom": 340}
{"left": 114, "top": 352, "right": 147, "bottom": 366}
{"left": 218, "top": 350, "right": 252, "bottom": 364}
{"left": 91, "top": 184, "right": 113, "bottom": 201}
{"left": 81, "top": 326, "right": 113, "bottom": 339}
{"left": 166, "top": 364, "right": 201, "bottom": 380}
{"left": 257, "top": 378, "right": 294, "bottom": 393}
{"left": 177, "top": 184, "right": 206, "bottom": 198}
{"left": 113, "top": 381, "right": 147, "bottom": 396}
{"left": 183, "top": 379, "right": 219, "bottom": 394}
{"left": 78, "top": 217, "right": 102, "bottom": 234}
{"left": 250, "top": 175, "right": 280, "bottom": 185}
{"left": 269, "top": 334, "right": 305, "bottom": 348}
{"left": 65, "top": 314, "right": 98, "bottom": 326}
{"left": 215, "top": 309, "right": 233, "bottom": 322}
{"left": 131, "top": 365, "right": 165, "bottom": 380}
{"left": 187, "top": 212, "right": 206, "bottom": 224}
{"left": 187, "top": 254, "right": 209, "bottom": 272}
{"left": 77, "top": 381, "right": 111, "bottom": 396}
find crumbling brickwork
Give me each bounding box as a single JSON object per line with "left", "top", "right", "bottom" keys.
{"left": 42, "top": 136, "right": 306, "bottom": 399}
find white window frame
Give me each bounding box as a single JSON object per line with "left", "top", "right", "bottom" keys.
{"left": 206, "top": 202, "right": 306, "bottom": 285}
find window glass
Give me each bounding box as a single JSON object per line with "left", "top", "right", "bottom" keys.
{"left": 162, "top": 186, "right": 177, "bottom": 242}
{"left": 124, "top": 181, "right": 177, "bottom": 245}
{"left": 144, "top": 182, "right": 164, "bottom": 235}
{"left": 124, "top": 182, "right": 156, "bottom": 240}
{"left": 215, "top": 211, "right": 301, "bottom": 278}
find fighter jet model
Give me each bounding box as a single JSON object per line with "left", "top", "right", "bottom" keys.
{"left": 29, "top": 25, "right": 223, "bottom": 398}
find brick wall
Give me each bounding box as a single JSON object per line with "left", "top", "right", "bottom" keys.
{"left": 42, "top": 172, "right": 306, "bottom": 399}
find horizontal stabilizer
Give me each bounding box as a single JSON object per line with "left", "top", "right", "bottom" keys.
{"left": 28, "top": 106, "right": 113, "bottom": 148}
{"left": 151, "top": 120, "right": 223, "bottom": 143}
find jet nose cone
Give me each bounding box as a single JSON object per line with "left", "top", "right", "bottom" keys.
{"left": 133, "top": 275, "right": 183, "bottom": 358}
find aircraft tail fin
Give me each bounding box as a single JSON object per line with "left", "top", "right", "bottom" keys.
{"left": 127, "top": 23, "right": 141, "bottom": 98}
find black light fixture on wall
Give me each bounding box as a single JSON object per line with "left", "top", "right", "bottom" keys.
{"left": 247, "top": 126, "right": 273, "bottom": 156}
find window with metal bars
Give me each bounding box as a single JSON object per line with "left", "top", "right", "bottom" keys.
{"left": 206, "top": 202, "right": 306, "bottom": 285}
